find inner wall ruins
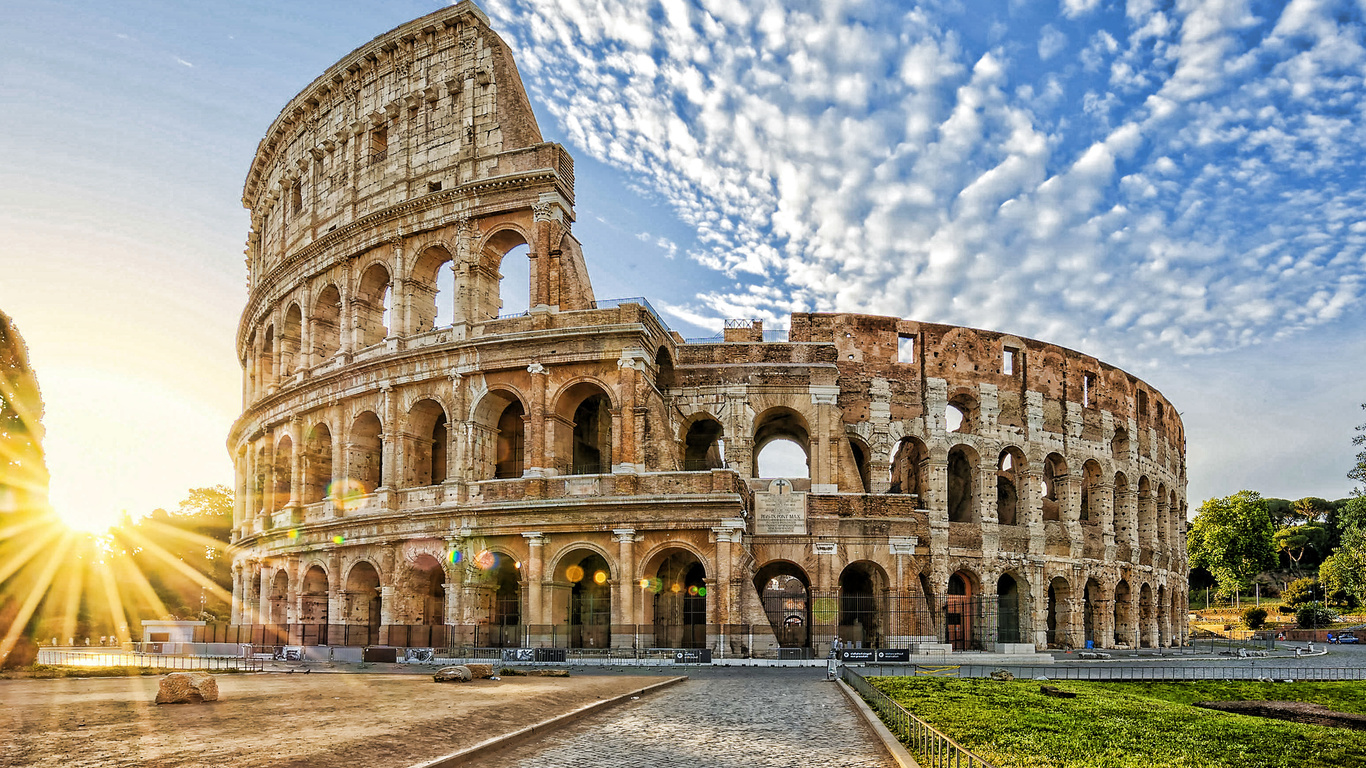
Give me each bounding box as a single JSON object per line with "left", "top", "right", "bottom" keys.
{"left": 228, "top": 2, "right": 1188, "bottom": 656}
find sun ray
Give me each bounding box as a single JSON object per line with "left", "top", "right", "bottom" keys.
{"left": 114, "top": 526, "right": 234, "bottom": 605}
{"left": 0, "top": 514, "right": 56, "bottom": 545}
{"left": 0, "top": 524, "right": 64, "bottom": 591}
{"left": 0, "top": 530, "right": 71, "bottom": 663}
{"left": 95, "top": 554, "right": 134, "bottom": 646}
{"left": 56, "top": 549, "right": 86, "bottom": 648}
{"left": 111, "top": 547, "right": 173, "bottom": 624}
{"left": 137, "top": 518, "right": 239, "bottom": 558}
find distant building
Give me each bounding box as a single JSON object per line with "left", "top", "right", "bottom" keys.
{"left": 229, "top": 2, "right": 1188, "bottom": 655}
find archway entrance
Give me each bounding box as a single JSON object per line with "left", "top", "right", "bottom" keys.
{"left": 946, "top": 572, "right": 975, "bottom": 651}
{"left": 839, "top": 562, "right": 886, "bottom": 648}
{"left": 269, "top": 571, "right": 289, "bottom": 631}
{"left": 346, "top": 561, "right": 382, "bottom": 646}
{"left": 562, "top": 551, "right": 611, "bottom": 648}
{"left": 997, "top": 574, "right": 1021, "bottom": 645}
{"left": 650, "top": 551, "right": 707, "bottom": 648}
{"left": 1046, "top": 577, "right": 1071, "bottom": 649}
{"left": 300, "top": 565, "right": 329, "bottom": 646}
{"left": 487, "top": 553, "right": 522, "bottom": 648}
{"left": 755, "top": 561, "right": 811, "bottom": 649}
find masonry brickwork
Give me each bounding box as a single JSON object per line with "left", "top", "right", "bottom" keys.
{"left": 229, "top": 2, "right": 1188, "bottom": 655}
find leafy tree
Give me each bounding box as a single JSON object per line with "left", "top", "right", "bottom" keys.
{"left": 1273, "top": 523, "right": 1330, "bottom": 569}
{"left": 1352, "top": 403, "right": 1366, "bottom": 489}
{"left": 1241, "top": 606, "right": 1267, "bottom": 630}
{"left": 1290, "top": 497, "right": 1332, "bottom": 525}
{"left": 1188, "top": 491, "right": 1277, "bottom": 599}
{"left": 1282, "top": 577, "right": 1318, "bottom": 608}
{"left": 1263, "top": 498, "right": 1296, "bottom": 529}
{"left": 118, "top": 486, "right": 234, "bottom": 621}
{"left": 1296, "top": 602, "right": 1336, "bottom": 629}
{"left": 1319, "top": 523, "right": 1366, "bottom": 608}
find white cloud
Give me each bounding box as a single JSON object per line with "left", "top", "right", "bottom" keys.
{"left": 1038, "top": 24, "right": 1068, "bottom": 60}
{"left": 1062, "top": 0, "right": 1102, "bottom": 19}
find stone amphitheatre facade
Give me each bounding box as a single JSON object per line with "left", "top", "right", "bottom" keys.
{"left": 228, "top": 2, "right": 1188, "bottom": 656}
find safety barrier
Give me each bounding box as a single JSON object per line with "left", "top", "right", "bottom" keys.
{"left": 841, "top": 665, "right": 995, "bottom": 768}
{"left": 36, "top": 648, "right": 263, "bottom": 672}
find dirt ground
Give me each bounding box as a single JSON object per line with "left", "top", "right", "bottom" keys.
{"left": 0, "top": 671, "right": 667, "bottom": 767}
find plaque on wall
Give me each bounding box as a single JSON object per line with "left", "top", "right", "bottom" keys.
{"left": 755, "top": 478, "right": 807, "bottom": 535}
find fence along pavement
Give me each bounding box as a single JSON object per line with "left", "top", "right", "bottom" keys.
{"left": 842, "top": 665, "right": 995, "bottom": 768}
{"left": 36, "top": 648, "right": 263, "bottom": 672}
{"left": 859, "top": 663, "right": 1366, "bottom": 682}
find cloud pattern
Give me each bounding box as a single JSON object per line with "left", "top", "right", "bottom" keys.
{"left": 485, "top": 0, "right": 1366, "bottom": 360}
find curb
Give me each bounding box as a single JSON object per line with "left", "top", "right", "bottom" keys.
{"left": 409, "top": 675, "right": 688, "bottom": 767}
{"left": 836, "top": 678, "right": 919, "bottom": 768}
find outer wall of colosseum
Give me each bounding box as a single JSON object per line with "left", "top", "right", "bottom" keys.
{"left": 227, "top": 2, "right": 1187, "bottom": 656}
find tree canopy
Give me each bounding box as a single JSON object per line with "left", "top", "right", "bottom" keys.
{"left": 1188, "top": 490, "right": 1276, "bottom": 598}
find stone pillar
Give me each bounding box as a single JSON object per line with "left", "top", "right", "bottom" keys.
{"left": 527, "top": 363, "right": 549, "bottom": 473}
{"left": 614, "top": 530, "right": 636, "bottom": 627}
{"left": 231, "top": 562, "right": 243, "bottom": 625}
{"left": 262, "top": 433, "right": 276, "bottom": 521}
{"left": 327, "top": 552, "right": 343, "bottom": 644}
{"left": 811, "top": 387, "right": 838, "bottom": 492}
{"left": 288, "top": 418, "right": 303, "bottom": 509}
{"left": 446, "top": 374, "right": 464, "bottom": 486}
{"left": 380, "top": 385, "right": 397, "bottom": 491}
{"left": 523, "top": 532, "right": 545, "bottom": 626}
{"left": 531, "top": 203, "right": 553, "bottom": 307}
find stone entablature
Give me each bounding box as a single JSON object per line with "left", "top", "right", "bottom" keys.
{"left": 230, "top": 2, "right": 1188, "bottom": 655}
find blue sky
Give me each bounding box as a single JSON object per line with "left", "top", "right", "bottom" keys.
{"left": 1, "top": 0, "right": 1363, "bottom": 525}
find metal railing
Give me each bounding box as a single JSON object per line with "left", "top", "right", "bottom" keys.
{"left": 591, "top": 296, "right": 671, "bottom": 331}
{"left": 36, "top": 648, "right": 263, "bottom": 672}
{"left": 860, "top": 663, "right": 1366, "bottom": 682}
{"left": 842, "top": 665, "right": 995, "bottom": 768}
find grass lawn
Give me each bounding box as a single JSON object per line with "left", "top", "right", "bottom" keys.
{"left": 869, "top": 676, "right": 1366, "bottom": 768}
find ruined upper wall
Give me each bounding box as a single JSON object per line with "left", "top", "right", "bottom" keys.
{"left": 789, "top": 312, "right": 1184, "bottom": 453}
{"left": 241, "top": 1, "right": 555, "bottom": 286}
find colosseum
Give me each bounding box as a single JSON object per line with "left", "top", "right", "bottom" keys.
{"left": 227, "top": 2, "right": 1188, "bottom": 659}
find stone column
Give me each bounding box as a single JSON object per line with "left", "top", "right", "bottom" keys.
{"left": 327, "top": 552, "right": 343, "bottom": 644}
{"left": 811, "top": 387, "right": 838, "bottom": 492}
{"left": 231, "top": 562, "right": 243, "bottom": 625}
{"left": 447, "top": 374, "right": 465, "bottom": 485}
{"left": 527, "top": 363, "right": 549, "bottom": 473}
{"left": 522, "top": 532, "right": 545, "bottom": 627}
{"left": 531, "top": 203, "right": 553, "bottom": 307}
{"left": 262, "top": 433, "right": 276, "bottom": 522}
{"left": 614, "top": 530, "right": 636, "bottom": 627}
{"left": 380, "top": 385, "right": 397, "bottom": 491}
{"left": 288, "top": 418, "right": 303, "bottom": 509}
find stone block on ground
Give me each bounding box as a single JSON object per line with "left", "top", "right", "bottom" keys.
{"left": 465, "top": 664, "right": 494, "bottom": 679}
{"left": 155, "top": 672, "right": 219, "bottom": 704}
{"left": 990, "top": 669, "right": 1014, "bottom": 681}
{"left": 434, "top": 665, "right": 473, "bottom": 682}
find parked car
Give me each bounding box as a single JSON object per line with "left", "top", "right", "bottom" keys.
{"left": 1335, "top": 632, "right": 1359, "bottom": 644}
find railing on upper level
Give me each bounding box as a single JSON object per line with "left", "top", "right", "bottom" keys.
{"left": 591, "top": 296, "right": 670, "bottom": 332}
{"left": 841, "top": 665, "right": 996, "bottom": 768}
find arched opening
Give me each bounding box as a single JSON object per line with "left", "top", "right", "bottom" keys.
{"left": 946, "top": 571, "right": 977, "bottom": 651}
{"left": 1157, "top": 584, "right": 1170, "bottom": 647}
{"left": 300, "top": 565, "right": 329, "bottom": 645}
{"left": 1113, "top": 579, "right": 1132, "bottom": 647}
{"left": 409, "top": 554, "right": 446, "bottom": 627}
{"left": 683, "top": 417, "right": 725, "bottom": 471}
{"left": 946, "top": 445, "right": 978, "bottom": 523}
{"left": 1157, "top": 482, "right": 1170, "bottom": 547}
{"left": 1080, "top": 460, "right": 1103, "bottom": 522}
{"left": 253, "top": 445, "right": 267, "bottom": 517}
{"left": 303, "top": 423, "right": 332, "bottom": 505}
{"left": 409, "top": 245, "right": 454, "bottom": 333}
{"left": 280, "top": 304, "right": 302, "bottom": 377}
{"left": 839, "top": 561, "right": 887, "bottom": 648}
{"left": 559, "top": 550, "right": 611, "bottom": 649}
{"left": 1041, "top": 453, "right": 1067, "bottom": 521}
{"left": 260, "top": 325, "right": 275, "bottom": 390}
{"left": 755, "top": 561, "right": 811, "bottom": 649}
{"left": 480, "top": 229, "right": 531, "bottom": 320}
{"left": 555, "top": 382, "right": 613, "bottom": 476}
{"left": 1139, "top": 583, "right": 1154, "bottom": 648}
{"left": 997, "top": 573, "right": 1022, "bottom": 645}
{"left": 347, "top": 412, "right": 384, "bottom": 495}
{"left": 888, "top": 437, "right": 928, "bottom": 499}
{"left": 346, "top": 561, "right": 382, "bottom": 646}
{"left": 355, "top": 263, "right": 392, "bottom": 348}
{"left": 311, "top": 284, "right": 342, "bottom": 360}
{"left": 1137, "top": 476, "right": 1155, "bottom": 544}
{"left": 273, "top": 436, "right": 293, "bottom": 512}
{"left": 269, "top": 571, "right": 289, "bottom": 629}
{"left": 848, "top": 438, "right": 872, "bottom": 493}
{"left": 1046, "top": 576, "right": 1071, "bottom": 648}
{"left": 1114, "top": 471, "right": 1131, "bottom": 546}
{"left": 996, "top": 447, "right": 1026, "bottom": 525}
{"left": 654, "top": 347, "right": 675, "bottom": 391}
{"left": 753, "top": 408, "right": 810, "bottom": 479}
{"left": 472, "top": 390, "right": 527, "bottom": 480}
{"left": 1111, "top": 427, "right": 1130, "bottom": 462}
{"left": 1084, "top": 577, "right": 1102, "bottom": 648}
{"left": 405, "top": 399, "right": 448, "bottom": 487}
{"left": 648, "top": 550, "right": 707, "bottom": 649}
{"left": 945, "top": 392, "right": 979, "bottom": 434}
{"left": 487, "top": 553, "right": 522, "bottom": 648}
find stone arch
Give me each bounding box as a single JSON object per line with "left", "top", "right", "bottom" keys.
{"left": 280, "top": 303, "right": 303, "bottom": 377}
{"left": 1046, "top": 575, "right": 1073, "bottom": 648}
{"left": 345, "top": 559, "right": 382, "bottom": 645}
{"left": 467, "top": 548, "right": 523, "bottom": 647}
{"left": 260, "top": 324, "right": 276, "bottom": 390}
{"left": 471, "top": 387, "right": 528, "bottom": 480}
{"left": 945, "top": 388, "right": 980, "bottom": 434}
{"left": 1156, "top": 481, "right": 1170, "bottom": 547}
{"left": 268, "top": 570, "right": 290, "bottom": 628}
{"left": 300, "top": 564, "right": 329, "bottom": 644}
{"left": 753, "top": 406, "right": 811, "bottom": 479}
{"left": 551, "top": 546, "right": 614, "bottom": 649}
{"left": 406, "top": 553, "right": 446, "bottom": 626}
{"left": 839, "top": 560, "right": 889, "bottom": 648}
{"left": 354, "top": 261, "right": 392, "bottom": 348}
{"left": 405, "top": 398, "right": 449, "bottom": 487}
{"left": 996, "top": 571, "right": 1027, "bottom": 645}
{"left": 273, "top": 434, "right": 293, "bottom": 512}
{"left": 408, "top": 244, "right": 455, "bottom": 333}
{"left": 1080, "top": 459, "right": 1103, "bottom": 522}
{"left": 1042, "top": 453, "right": 1068, "bottom": 521}
{"left": 1111, "top": 426, "right": 1130, "bottom": 462}
{"left": 945, "top": 569, "right": 980, "bottom": 651}
{"left": 1139, "top": 581, "right": 1155, "bottom": 648}
{"left": 754, "top": 560, "right": 813, "bottom": 649}
{"left": 1083, "top": 576, "right": 1104, "bottom": 648}
{"left": 642, "top": 546, "right": 708, "bottom": 649}
{"left": 888, "top": 435, "right": 928, "bottom": 500}
{"left": 1113, "top": 578, "right": 1133, "bottom": 647}
{"left": 654, "top": 346, "right": 675, "bottom": 391}
{"left": 553, "top": 380, "right": 614, "bottom": 475}
{"left": 681, "top": 412, "right": 725, "bottom": 471}
{"left": 478, "top": 225, "right": 533, "bottom": 321}
{"left": 1137, "top": 475, "right": 1155, "bottom": 547}
{"left": 946, "top": 443, "right": 979, "bottom": 523}
{"left": 302, "top": 422, "right": 333, "bottom": 504}
{"left": 310, "top": 283, "right": 342, "bottom": 360}
{"left": 846, "top": 435, "right": 873, "bottom": 493}
{"left": 347, "top": 411, "right": 384, "bottom": 495}
{"left": 996, "top": 446, "right": 1027, "bottom": 525}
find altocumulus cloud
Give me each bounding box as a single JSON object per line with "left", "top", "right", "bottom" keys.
{"left": 484, "top": 0, "right": 1366, "bottom": 360}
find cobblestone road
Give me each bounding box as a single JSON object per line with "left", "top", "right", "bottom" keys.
{"left": 464, "top": 667, "right": 894, "bottom": 768}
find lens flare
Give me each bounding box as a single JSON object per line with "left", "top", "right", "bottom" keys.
{"left": 593, "top": 570, "right": 607, "bottom": 585}
{"left": 328, "top": 479, "right": 369, "bottom": 511}
{"left": 698, "top": 586, "right": 707, "bottom": 597}
{"left": 687, "top": 585, "right": 699, "bottom": 596}
{"left": 287, "top": 529, "right": 299, "bottom": 540}
{"left": 671, "top": 582, "right": 681, "bottom": 593}
{"left": 332, "top": 534, "right": 345, "bottom": 544}
{"left": 448, "top": 550, "right": 463, "bottom": 564}
{"left": 474, "top": 550, "right": 496, "bottom": 570}
{"left": 565, "top": 564, "right": 585, "bottom": 582}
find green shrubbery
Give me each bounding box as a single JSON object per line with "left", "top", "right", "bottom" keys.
{"left": 1242, "top": 606, "right": 1268, "bottom": 629}
{"left": 1296, "top": 602, "right": 1337, "bottom": 628}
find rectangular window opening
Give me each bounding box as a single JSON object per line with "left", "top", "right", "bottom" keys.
{"left": 1083, "top": 372, "right": 1097, "bottom": 407}
{"left": 290, "top": 183, "right": 303, "bottom": 216}
{"left": 369, "top": 127, "right": 388, "bottom": 165}
{"left": 897, "top": 334, "right": 916, "bottom": 364}
{"left": 1003, "top": 347, "right": 1018, "bottom": 375}
{"left": 427, "top": 180, "right": 442, "bottom": 193}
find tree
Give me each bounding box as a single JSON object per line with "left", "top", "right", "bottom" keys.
{"left": 1282, "top": 576, "right": 1318, "bottom": 608}
{"left": 1242, "top": 606, "right": 1267, "bottom": 630}
{"left": 1352, "top": 403, "right": 1366, "bottom": 489}
{"left": 1188, "top": 490, "right": 1277, "bottom": 599}
{"left": 117, "top": 486, "right": 234, "bottom": 621}
{"left": 1273, "top": 523, "right": 1330, "bottom": 570}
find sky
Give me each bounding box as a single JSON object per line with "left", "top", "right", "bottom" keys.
{"left": 1, "top": 0, "right": 1363, "bottom": 530}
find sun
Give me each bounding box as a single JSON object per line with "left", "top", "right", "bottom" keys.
{"left": 48, "top": 480, "right": 130, "bottom": 533}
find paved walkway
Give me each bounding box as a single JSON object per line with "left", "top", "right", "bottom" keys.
{"left": 464, "top": 668, "right": 894, "bottom": 768}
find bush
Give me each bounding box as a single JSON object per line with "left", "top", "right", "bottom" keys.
{"left": 1283, "top": 577, "right": 1318, "bottom": 608}
{"left": 1296, "top": 602, "right": 1336, "bottom": 629}
{"left": 1242, "top": 607, "right": 1268, "bottom": 629}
